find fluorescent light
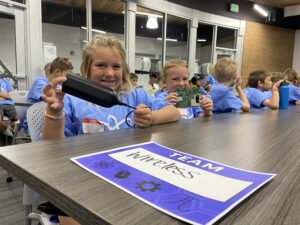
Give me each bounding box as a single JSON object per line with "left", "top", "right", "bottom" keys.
{"left": 197, "top": 39, "right": 206, "bottom": 42}
{"left": 137, "top": 11, "right": 163, "bottom": 18}
{"left": 122, "top": 11, "right": 163, "bottom": 18}
{"left": 146, "top": 16, "right": 158, "bottom": 29}
{"left": 80, "top": 26, "right": 106, "bottom": 34}
{"left": 157, "top": 37, "right": 178, "bottom": 42}
{"left": 254, "top": 4, "right": 268, "bottom": 17}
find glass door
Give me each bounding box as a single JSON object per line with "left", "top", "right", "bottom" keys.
{"left": 0, "top": 3, "right": 26, "bottom": 89}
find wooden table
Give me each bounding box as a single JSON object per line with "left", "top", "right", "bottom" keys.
{"left": 1, "top": 108, "right": 300, "bottom": 225}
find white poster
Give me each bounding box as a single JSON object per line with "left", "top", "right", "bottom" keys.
{"left": 43, "top": 43, "right": 57, "bottom": 63}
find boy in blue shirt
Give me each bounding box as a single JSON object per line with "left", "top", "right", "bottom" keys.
{"left": 27, "top": 58, "right": 73, "bottom": 103}
{"left": 190, "top": 74, "right": 208, "bottom": 95}
{"left": 0, "top": 79, "right": 18, "bottom": 136}
{"left": 244, "top": 70, "right": 282, "bottom": 109}
{"left": 209, "top": 57, "right": 250, "bottom": 113}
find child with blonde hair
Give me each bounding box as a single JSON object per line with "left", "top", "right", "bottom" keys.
{"left": 284, "top": 68, "right": 299, "bottom": 87}
{"left": 282, "top": 69, "right": 300, "bottom": 104}
{"left": 42, "top": 35, "right": 179, "bottom": 137}
{"left": 209, "top": 57, "right": 250, "bottom": 113}
{"left": 156, "top": 59, "right": 213, "bottom": 119}
{"left": 41, "top": 35, "right": 180, "bottom": 225}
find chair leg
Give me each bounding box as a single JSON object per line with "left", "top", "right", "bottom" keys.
{"left": 23, "top": 184, "right": 41, "bottom": 225}
{"left": 25, "top": 204, "right": 32, "bottom": 225}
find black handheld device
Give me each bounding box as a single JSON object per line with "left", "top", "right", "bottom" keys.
{"left": 62, "top": 74, "right": 136, "bottom": 109}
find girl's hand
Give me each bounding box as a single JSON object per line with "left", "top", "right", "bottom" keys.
{"left": 134, "top": 104, "right": 152, "bottom": 128}
{"left": 165, "top": 92, "right": 178, "bottom": 105}
{"left": 42, "top": 77, "right": 67, "bottom": 114}
{"left": 200, "top": 97, "right": 213, "bottom": 114}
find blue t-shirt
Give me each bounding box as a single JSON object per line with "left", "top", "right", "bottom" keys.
{"left": 209, "top": 84, "right": 242, "bottom": 113}
{"left": 154, "top": 89, "right": 164, "bottom": 97}
{"left": 156, "top": 92, "right": 202, "bottom": 119}
{"left": 288, "top": 84, "right": 300, "bottom": 103}
{"left": 64, "top": 88, "right": 170, "bottom": 136}
{"left": 0, "top": 79, "right": 14, "bottom": 105}
{"left": 206, "top": 75, "right": 218, "bottom": 85}
{"left": 27, "top": 77, "right": 49, "bottom": 103}
{"left": 243, "top": 87, "right": 272, "bottom": 109}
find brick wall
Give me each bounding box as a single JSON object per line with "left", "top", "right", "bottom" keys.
{"left": 241, "top": 21, "right": 295, "bottom": 87}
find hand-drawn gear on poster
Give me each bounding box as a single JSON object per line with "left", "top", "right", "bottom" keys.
{"left": 94, "top": 160, "right": 114, "bottom": 169}
{"left": 136, "top": 181, "right": 161, "bottom": 192}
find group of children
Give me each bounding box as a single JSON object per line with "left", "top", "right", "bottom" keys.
{"left": 152, "top": 57, "right": 299, "bottom": 115}
{"left": 2, "top": 34, "right": 297, "bottom": 225}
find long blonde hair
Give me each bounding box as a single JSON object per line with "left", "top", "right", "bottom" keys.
{"left": 80, "top": 35, "right": 131, "bottom": 93}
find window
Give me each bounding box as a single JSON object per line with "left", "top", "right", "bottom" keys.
{"left": 196, "top": 23, "right": 214, "bottom": 72}
{"left": 216, "top": 26, "right": 236, "bottom": 49}
{"left": 42, "top": 0, "right": 87, "bottom": 73}
{"left": 92, "top": 0, "right": 124, "bottom": 41}
{"left": 0, "top": 13, "right": 16, "bottom": 74}
{"left": 135, "top": 6, "right": 163, "bottom": 76}
{"left": 165, "top": 14, "right": 188, "bottom": 62}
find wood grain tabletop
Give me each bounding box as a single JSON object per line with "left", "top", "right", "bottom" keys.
{"left": 1, "top": 108, "right": 300, "bottom": 225}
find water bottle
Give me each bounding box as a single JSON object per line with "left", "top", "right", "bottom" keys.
{"left": 279, "top": 82, "right": 289, "bottom": 109}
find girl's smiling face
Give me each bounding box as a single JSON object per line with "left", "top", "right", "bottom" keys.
{"left": 89, "top": 47, "right": 123, "bottom": 91}
{"left": 165, "top": 65, "right": 190, "bottom": 92}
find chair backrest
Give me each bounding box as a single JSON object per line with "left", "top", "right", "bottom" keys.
{"left": 26, "top": 102, "right": 47, "bottom": 142}
{"left": 10, "top": 90, "right": 28, "bottom": 124}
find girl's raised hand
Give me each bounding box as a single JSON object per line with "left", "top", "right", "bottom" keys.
{"left": 134, "top": 104, "right": 153, "bottom": 128}
{"left": 42, "top": 77, "right": 67, "bottom": 114}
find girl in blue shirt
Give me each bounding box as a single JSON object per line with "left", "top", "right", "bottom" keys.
{"left": 42, "top": 35, "right": 179, "bottom": 138}
{"left": 41, "top": 35, "right": 179, "bottom": 225}
{"left": 156, "top": 60, "right": 212, "bottom": 119}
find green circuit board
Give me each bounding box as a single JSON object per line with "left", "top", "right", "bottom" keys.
{"left": 176, "top": 87, "right": 202, "bottom": 108}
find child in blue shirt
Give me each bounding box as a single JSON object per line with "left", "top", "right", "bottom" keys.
{"left": 209, "top": 57, "right": 250, "bottom": 113}
{"left": 156, "top": 59, "right": 212, "bottom": 119}
{"left": 42, "top": 35, "right": 179, "bottom": 137}
{"left": 283, "top": 68, "right": 300, "bottom": 105}
{"left": 41, "top": 35, "right": 179, "bottom": 225}
{"left": 0, "top": 79, "right": 18, "bottom": 136}
{"left": 24, "top": 58, "right": 73, "bottom": 134}
{"left": 27, "top": 58, "right": 73, "bottom": 103}
{"left": 244, "top": 70, "right": 282, "bottom": 109}
{"left": 190, "top": 74, "right": 208, "bottom": 95}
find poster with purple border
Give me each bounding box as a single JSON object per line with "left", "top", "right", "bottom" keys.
{"left": 71, "top": 142, "right": 276, "bottom": 225}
